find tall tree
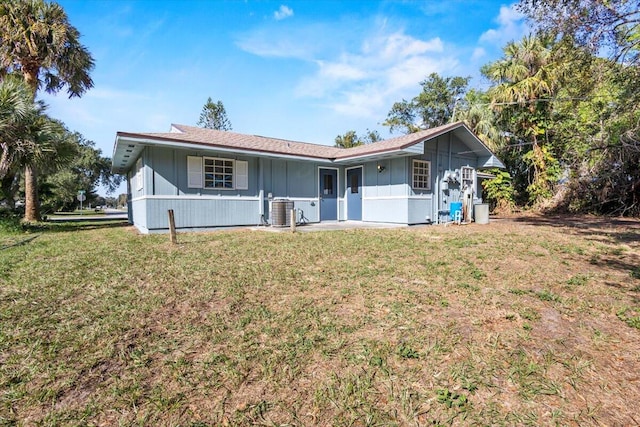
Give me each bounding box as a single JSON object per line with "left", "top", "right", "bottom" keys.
{"left": 518, "top": 0, "right": 640, "bottom": 65}
{"left": 334, "top": 130, "right": 361, "bottom": 148}
{"left": 42, "top": 132, "right": 122, "bottom": 212}
{"left": 197, "top": 97, "right": 232, "bottom": 130}
{"left": 334, "top": 129, "right": 382, "bottom": 148}
{"left": 483, "top": 34, "right": 563, "bottom": 205}
{"left": 0, "top": 77, "right": 35, "bottom": 180}
{"left": 0, "top": 0, "right": 94, "bottom": 221}
{"left": 0, "top": 77, "right": 37, "bottom": 209}
{"left": 456, "top": 89, "right": 502, "bottom": 151}
{"left": 383, "top": 73, "right": 470, "bottom": 134}
{"left": 0, "top": 0, "right": 94, "bottom": 97}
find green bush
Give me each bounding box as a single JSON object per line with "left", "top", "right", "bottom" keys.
{"left": 0, "top": 210, "right": 24, "bottom": 234}
{"left": 482, "top": 168, "right": 514, "bottom": 212}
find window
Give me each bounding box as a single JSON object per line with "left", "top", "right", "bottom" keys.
{"left": 187, "top": 156, "right": 249, "bottom": 190}
{"left": 323, "top": 173, "right": 334, "bottom": 195}
{"left": 350, "top": 172, "right": 359, "bottom": 194}
{"left": 204, "top": 158, "right": 234, "bottom": 189}
{"left": 412, "top": 159, "right": 431, "bottom": 190}
{"left": 461, "top": 166, "right": 473, "bottom": 184}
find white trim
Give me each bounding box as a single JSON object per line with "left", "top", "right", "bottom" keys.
{"left": 115, "top": 136, "right": 335, "bottom": 169}
{"left": 362, "top": 195, "right": 434, "bottom": 200}
{"left": 203, "top": 156, "right": 235, "bottom": 190}
{"left": 412, "top": 159, "right": 431, "bottom": 191}
{"left": 131, "top": 195, "right": 260, "bottom": 202}
{"left": 334, "top": 148, "right": 415, "bottom": 163}
{"left": 278, "top": 197, "right": 319, "bottom": 201}
{"left": 363, "top": 196, "right": 410, "bottom": 200}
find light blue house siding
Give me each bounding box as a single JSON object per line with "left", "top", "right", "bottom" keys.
{"left": 128, "top": 146, "right": 344, "bottom": 232}
{"left": 114, "top": 122, "right": 504, "bottom": 233}
{"left": 356, "top": 133, "right": 482, "bottom": 224}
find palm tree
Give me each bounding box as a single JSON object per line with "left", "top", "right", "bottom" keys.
{"left": 0, "top": 0, "right": 94, "bottom": 97}
{"left": 21, "top": 116, "right": 75, "bottom": 220}
{"left": 482, "top": 34, "right": 563, "bottom": 204}
{"left": 0, "top": 77, "right": 72, "bottom": 218}
{"left": 0, "top": 77, "right": 36, "bottom": 208}
{"left": 457, "top": 89, "right": 502, "bottom": 151}
{"left": 0, "top": 77, "right": 35, "bottom": 180}
{"left": 0, "top": 0, "right": 94, "bottom": 221}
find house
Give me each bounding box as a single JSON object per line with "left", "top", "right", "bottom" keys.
{"left": 112, "top": 121, "right": 504, "bottom": 233}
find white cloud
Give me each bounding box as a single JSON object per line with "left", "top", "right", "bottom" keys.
{"left": 317, "top": 60, "right": 367, "bottom": 80}
{"left": 274, "top": 5, "right": 293, "bottom": 21}
{"left": 237, "top": 19, "right": 459, "bottom": 121}
{"left": 479, "top": 4, "right": 527, "bottom": 46}
{"left": 471, "top": 47, "right": 486, "bottom": 61}
{"left": 294, "top": 30, "right": 457, "bottom": 118}
{"left": 235, "top": 25, "right": 324, "bottom": 60}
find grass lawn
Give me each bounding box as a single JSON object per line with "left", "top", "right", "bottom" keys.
{"left": 1, "top": 216, "right": 639, "bottom": 426}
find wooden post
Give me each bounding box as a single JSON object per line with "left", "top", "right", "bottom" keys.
{"left": 290, "top": 208, "right": 296, "bottom": 233}
{"left": 168, "top": 209, "right": 177, "bottom": 244}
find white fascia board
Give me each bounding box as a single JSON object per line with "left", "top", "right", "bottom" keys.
{"left": 334, "top": 148, "right": 417, "bottom": 164}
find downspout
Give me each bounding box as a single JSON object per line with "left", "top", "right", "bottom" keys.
{"left": 434, "top": 138, "right": 439, "bottom": 224}
{"left": 448, "top": 132, "right": 452, "bottom": 170}
{"left": 127, "top": 170, "right": 133, "bottom": 224}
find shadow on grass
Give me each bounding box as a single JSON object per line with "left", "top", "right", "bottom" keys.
{"left": 511, "top": 214, "right": 640, "bottom": 244}
{"left": 38, "top": 219, "right": 130, "bottom": 233}
{"left": 511, "top": 214, "right": 640, "bottom": 292}
{"left": 0, "top": 234, "right": 40, "bottom": 251}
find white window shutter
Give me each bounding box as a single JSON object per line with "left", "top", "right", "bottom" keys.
{"left": 136, "top": 158, "right": 143, "bottom": 190}
{"left": 235, "top": 160, "right": 248, "bottom": 190}
{"left": 187, "top": 156, "right": 203, "bottom": 188}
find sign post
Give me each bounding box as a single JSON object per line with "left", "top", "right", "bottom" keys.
{"left": 77, "top": 190, "right": 86, "bottom": 214}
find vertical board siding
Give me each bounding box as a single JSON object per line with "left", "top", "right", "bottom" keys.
{"left": 125, "top": 130, "right": 490, "bottom": 231}
{"left": 287, "top": 161, "right": 316, "bottom": 197}
{"left": 144, "top": 197, "right": 260, "bottom": 230}
{"left": 153, "top": 147, "right": 178, "bottom": 195}
{"left": 390, "top": 157, "right": 409, "bottom": 196}
{"left": 272, "top": 159, "right": 287, "bottom": 196}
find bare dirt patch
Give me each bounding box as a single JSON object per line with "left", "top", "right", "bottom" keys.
{"left": 1, "top": 215, "right": 639, "bottom": 425}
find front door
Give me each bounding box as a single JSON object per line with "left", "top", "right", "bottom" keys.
{"left": 346, "top": 167, "right": 362, "bottom": 220}
{"left": 319, "top": 168, "right": 337, "bottom": 221}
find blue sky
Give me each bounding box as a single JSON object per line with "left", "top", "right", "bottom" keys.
{"left": 41, "top": 0, "right": 528, "bottom": 195}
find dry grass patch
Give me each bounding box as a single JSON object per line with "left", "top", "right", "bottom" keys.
{"left": 1, "top": 215, "right": 639, "bottom": 425}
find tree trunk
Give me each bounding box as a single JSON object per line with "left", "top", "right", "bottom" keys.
{"left": 22, "top": 66, "right": 40, "bottom": 97}
{"left": 24, "top": 164, "right": 40, "bottom": 221}
{"left": 0, "top": 143, "right": 13, "bottom": 180}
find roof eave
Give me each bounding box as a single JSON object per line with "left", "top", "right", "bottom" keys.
{"left": 112, "top": 134, "right": 335, "bottom": 174}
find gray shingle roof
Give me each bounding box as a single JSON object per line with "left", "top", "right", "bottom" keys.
{"left": 117, "top": 124, "right": 343, "bottom": 160}
{"left": 116, "top": 121, "right": 467, "bottom": 161}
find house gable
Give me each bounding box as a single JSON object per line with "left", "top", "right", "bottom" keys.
{"left": 113, "top": 121, "right": 503, "bottom": 174}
